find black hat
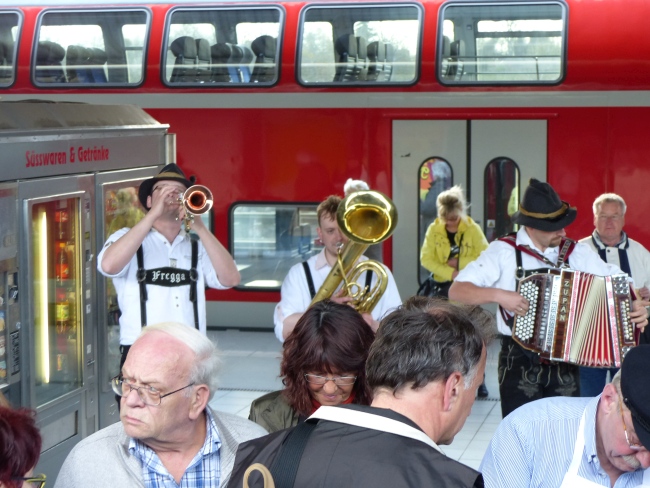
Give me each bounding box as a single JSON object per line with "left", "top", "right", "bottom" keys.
{"left": 138, "top": 164, "right": 193, "bottom": 210}
{"left": 511, "top": 178, "right": 577, "bottom": 232}
{"left": 621, "top": 345, "right": 650, "bottom": 450}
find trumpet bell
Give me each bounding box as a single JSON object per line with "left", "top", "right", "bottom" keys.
{"left": 183, "top": 185, "right": 213, "bottom": 215}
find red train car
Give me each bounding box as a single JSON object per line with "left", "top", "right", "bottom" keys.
{"left": 3, "top": 0, "right": 650, "bottom": 330}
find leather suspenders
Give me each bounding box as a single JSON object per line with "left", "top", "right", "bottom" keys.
{"left": 136, "top": 236, "right": 200, "bottom": 329}
{"left": 302, "top": 261, "right": 373, "bottom": 300}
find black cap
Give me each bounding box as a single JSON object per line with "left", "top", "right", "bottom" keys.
{"left": 138, "top": 164, "right": 193, "bottom": 210}
{"left": 511, "top": 178, "right": 577, "bottom": 232}
{"left": 621, "top": 345, "right": 650, "bottom": 450}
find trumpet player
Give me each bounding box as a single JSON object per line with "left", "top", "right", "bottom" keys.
{"left": 98, "top": 164, "right": 240, "bottom": 369}
{"left": 273, "top": 195, "right": 401, "bottom": 342}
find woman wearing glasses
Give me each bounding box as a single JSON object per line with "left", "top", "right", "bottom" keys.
{"left": 0, "top": 406, "right": 46, "bottom": 488}
{"left": 249, "top": 300, "right": 375, "bottom": 433}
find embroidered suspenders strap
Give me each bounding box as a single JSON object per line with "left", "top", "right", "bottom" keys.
{"left": 302, "top": 261, "right": 316, "bottom": 299}
{"left": 189, "top": 236, "right": 199, "bottom": 330}
{"left": 136, "top": 245, "right": 147, "bottom": 327}
{"left": 270, "top": 419, "right": 318, "bottom": 488}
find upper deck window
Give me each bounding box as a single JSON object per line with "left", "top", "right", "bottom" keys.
{"left": 163, "top": 7, "right": 283, "bottom": 86}
{"left": 298, "top": 4, "right": 422, "bottom": 85}
{"left": 0, "top": 11, "right": 21, "bottom": 87}
{"left": 439, "top": 2, "right": 566, "bottom": 85}
{"left": 34, "top": 9, "right": 149, "bottom": 87}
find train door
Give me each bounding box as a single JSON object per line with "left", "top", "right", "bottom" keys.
{"left": 391, "top": 119, "right": 547, "bottom": 297}
{"left": 19, "top": 175, "right": 95, "bottom": 481}
{"left": 95, "top": 166, "right": 160, "bottom": 429}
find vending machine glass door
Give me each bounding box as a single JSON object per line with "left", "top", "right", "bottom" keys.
{"left": 31, "top": 197, "right": 82, "bottom": 406}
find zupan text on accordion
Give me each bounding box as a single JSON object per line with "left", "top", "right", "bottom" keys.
{"left": 512, "top": 269, "right": 637, "bottom": 367}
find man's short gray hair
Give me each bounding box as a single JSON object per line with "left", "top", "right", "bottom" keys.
{"left": 367, "top": 298, "right": 494, "bottom": 392}
{"left": 138, "top": 322, "right": 221, "bottom": 401}
{"left": 593, "top": 193, "right": 626, "bottom": 216}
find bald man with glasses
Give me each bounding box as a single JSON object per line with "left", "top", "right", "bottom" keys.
{"left": 54, "top": 322, "right": 267, "bottom": 488}
{"left": 481, "top": 345, "right": 650, "bottom": 487}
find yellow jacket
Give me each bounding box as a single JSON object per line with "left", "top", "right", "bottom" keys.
{"left": 420, "top": 216, "right": 488, "bottom": 282}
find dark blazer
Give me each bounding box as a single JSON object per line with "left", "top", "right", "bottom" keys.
{"left": 229, "top": 404, "right": 484, "bottom": 488}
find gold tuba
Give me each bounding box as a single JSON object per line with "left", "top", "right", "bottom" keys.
{"left": 178, "top": 185, "right": 213, "bottom": 232}
{"left": 310, "top": 190, "right": 398, "bottom": 313}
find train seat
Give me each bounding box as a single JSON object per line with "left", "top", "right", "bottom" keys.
{"left": 169, "top": 36, "right": 198, "bottom": 83}
{"left": 334, "top": 34, "right": 358, "bottom": 82}
{"left": 0, "top": 42, "right": 9, "bottom": 82}
{"left": 238, "top": 44, "right": 254, "bottom": 83}
{"left": 35, "top": 41, "right": 66, "bottom": 83}
{"left": 195, "top": 38, "right": 211, "bottom": 82}
{"left": 355, "top": 36, "right": 368, "bottom": 81}
{"left": 367, "top": 40, "right": 385, "bottom": 81}
{"left": 210, "top": 42, "right": 232, "bottom": 82}
{"left": 446, "top": 39, "right": 465, "bottom": 80}
{"left": 383, "top": 43, "right": 394, "bottom": 81}
{"left": 89, "top": 48, "right": 108, "bottom": 83}
{"left": 66, "top": 45, "right": 92, "bottom": 83}
{"left": 227, "top": 44, "right": 244, "bottom": 82}
{"left": 250, "top": 35, "right": 277, "bottom": 83}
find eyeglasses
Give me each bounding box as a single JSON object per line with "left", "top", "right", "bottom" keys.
{"left": 618, "top": 396, "right": 646, "bottom": 451}
{"left": 304, "top": 374, "right": 357, "bottom": 386}
{"left": 597, "top": 214, "right": 623, "bottom": 221}
{"left": 11, "top": 473, "right": 46, "bottom": 488}
{"left": 111, "top": 375, "right": 194, "bottom": 406}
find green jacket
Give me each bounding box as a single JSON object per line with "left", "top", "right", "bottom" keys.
{"left": 420, "top": 216, "right": 488, "bottom": 282}
{"left": 248, "top": 390, "right": 301, "bottom": 434}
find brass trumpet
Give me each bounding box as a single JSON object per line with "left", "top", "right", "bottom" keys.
{"left": 310, "top": 190, "right": 398, "bottom": 313}
{"left": 178, "top": 185, "right": 213, "bottom": 232}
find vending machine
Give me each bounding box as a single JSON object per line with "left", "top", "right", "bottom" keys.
{"left": 0, "top": 101, "right": 171, "bottom": 480}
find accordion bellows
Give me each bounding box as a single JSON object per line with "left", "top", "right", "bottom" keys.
{"left": 513, "top": 269, "right": 636, "bottom": 367}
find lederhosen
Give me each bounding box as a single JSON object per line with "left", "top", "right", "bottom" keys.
{"left": 496, "top": 233, "right": 580, "bottom": 417}
{"left": 302, "top": 261, "right": 373, "bottom": 302}
{"left": 119, "top": 236, "right": 199, "bottom": 369}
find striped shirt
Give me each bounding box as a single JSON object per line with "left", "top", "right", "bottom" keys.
{"left": 480, "top": 396, "right": 647, "bottom": 487}
{"left": 130, "top": 409, "right": 222, "bottom": 488}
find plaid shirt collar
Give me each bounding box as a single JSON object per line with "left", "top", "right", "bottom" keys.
{"left": 129, "top": 408, "right": 222, "bottom": 487}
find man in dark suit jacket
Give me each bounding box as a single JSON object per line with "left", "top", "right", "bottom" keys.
{"left": 229, "top": 298, "right": 494, "bottom": 488}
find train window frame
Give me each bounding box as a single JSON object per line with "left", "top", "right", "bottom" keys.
{"left": 483, "top": 157, "right": 520, "bottom": 242}
{"left": 162, "top": 5, "right": 284, "bottom": 88}
{"left": 229, "top": 201, "right": 323, "bottom": 292}
{"left": 0, "top": 10, "right": 22, "bottom": 89}
{"left": 417, "top": 157, "right": 453, "bottom": 284}
{"left": 297, "top": 2, "right": 423, "bottom": 87}
{"left": 32, "top": 8, "right": 151, "bottom": 88}
{"left": 437, "top": 1, "right": 568, "bottom": 86}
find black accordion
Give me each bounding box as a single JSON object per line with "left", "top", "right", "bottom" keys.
{"left": 513, "top": 269, "right": 637, "bottom": 367}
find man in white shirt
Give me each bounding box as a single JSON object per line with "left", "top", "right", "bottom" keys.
{"left": 578, "top": 193, "right": 650, "bottom": 396}
{"left": 273, "top": 195, "right": 401, "bottom": 342}
{"left": 449, "top": 179, "right": 648, "bottom": 417}
{"left": 97, "top": 164, "right": 240, "bottom": 368}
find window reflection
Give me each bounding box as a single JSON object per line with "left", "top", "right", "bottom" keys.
{"left": 418, "top": 158, "right": 452, "bottom": 282}
{"left": 484, "top": 157, "right": 519, "bottom": 242}
{"left": 232, "top": 204, "right": 322, "bottom": 289}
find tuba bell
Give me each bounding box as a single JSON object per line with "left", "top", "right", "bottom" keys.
{"left": 310, "top": 190, "right": 398, "bottom": 314}
{"left": 178, "top": 185, "right": 213, "bottom": 232}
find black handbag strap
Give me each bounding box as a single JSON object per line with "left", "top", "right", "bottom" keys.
{"left": 270, "top": 419, "right": 318, "bottom": 488}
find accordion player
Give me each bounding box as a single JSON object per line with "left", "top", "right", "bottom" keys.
{"left": 512, "top": 268, "right": 638, "bottom": 367}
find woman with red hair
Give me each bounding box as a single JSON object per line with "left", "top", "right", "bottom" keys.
{"left": 249, "top": 300, "right": 375, "bottom": 433}
{"left": 0, "top": 406, "right": 44, "bottom": 488}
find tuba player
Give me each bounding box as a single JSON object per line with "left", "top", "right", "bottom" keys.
{"left": 273, "top": 195, "right": 401, "bottom": 342}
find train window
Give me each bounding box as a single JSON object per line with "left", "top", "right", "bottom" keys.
{"left": 164, "top": 7, "right": 283, "bottom": 86}
{"left": 34, "top": 9, "right": 149, "bottom": 86}
{"left": 418, "top": 157, "right": 452, "bottom": 283}
{"left": 298, "top": 4, "right": 422, "bottom": 85}
{"left": 484, "top": 157, "right": 519, "bottom": 242}
{"left": 231, "top": 204, "right": 322, "bottom": 290}
{"left": 0, "top": 11, "right": 20, "bottom": 87}
{"left": 439, "top": 2, "right": 566, "bottom": 85}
